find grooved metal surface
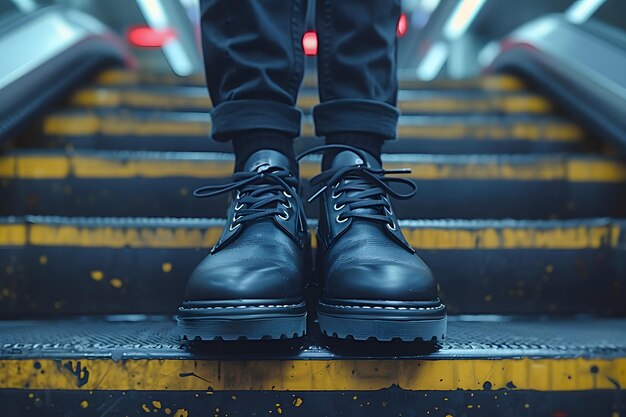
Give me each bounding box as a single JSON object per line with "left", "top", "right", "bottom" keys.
{"left": 1, "top": 317, "right": 626, "bottom": 359}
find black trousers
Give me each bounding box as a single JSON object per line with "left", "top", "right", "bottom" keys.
{"left": 200, "top": 0, "right": 402, "bottom": 142}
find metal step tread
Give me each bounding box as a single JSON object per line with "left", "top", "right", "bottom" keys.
{"left": 1, "top": 315, "right": 626, "bottom": 359}
{"left": 2, "top": 316, "right": 624, "bottom": 416}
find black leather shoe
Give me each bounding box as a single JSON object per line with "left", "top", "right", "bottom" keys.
{"left": 177, "top": 150, "right": 310, "bottom": 341}
{"left": 300, "top": 144, "right": 447, "bottom": 342}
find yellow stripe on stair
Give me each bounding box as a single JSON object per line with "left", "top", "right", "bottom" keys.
{"left": 0, "top": 358, "right": 623, "bottom": 391}
{"left": 0, "top": 223, "right": 619, "bottom": 250}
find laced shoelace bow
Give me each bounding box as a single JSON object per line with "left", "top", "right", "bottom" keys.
{"left": 297, "top": 144, "right": 417, "bottom": 227}
{"left": 193, "top": 166, "right": 304, "bottom": 230}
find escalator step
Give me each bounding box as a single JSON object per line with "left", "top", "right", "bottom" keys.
{"left": 1, "top": 151, "right": 624, "bottom": 219}
{"left": 93, "top": 70, "right": 527, "bottom": 91}
{"left": 0, "top": 216, "right": 623, "bottom": 317}
{"left": 29, "top": 110, "right": 591, "bottom": 155}
{"left": 0, "top": 316, "right": 624, "bottom": 416}
{"left": 66, "top": 87, "right": 554, "bottom": 115}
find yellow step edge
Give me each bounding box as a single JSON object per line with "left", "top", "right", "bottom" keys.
{"left": 68, "top": 90, "right": 551, "bottom": 114}
{"left": 0, "top": 223, "right": 619, "bottom": 250}
{"left": 1, "top": 154, "right": 624, "bottom": 181}
{"left": 0, "top": 358, "right": 623, "bottom": 391}
{"left": 41, "top": 114, "right": 585, "bottom": 142}
{"left": 94, "top": 71, "right": 526, "bottom": 91}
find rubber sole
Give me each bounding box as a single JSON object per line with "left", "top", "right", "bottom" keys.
{"left": 177, "top": 300, "right": 307, "bottom": 341}
{"left": 317, "top": 300, "right": 447, "bottom": 342}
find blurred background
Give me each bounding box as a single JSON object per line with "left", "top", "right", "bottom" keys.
{"left": 2, "top": 0, "right": 624, "bottom": 79}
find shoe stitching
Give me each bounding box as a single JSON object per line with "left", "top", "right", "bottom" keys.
{"left": 181, "top": 302, "right": 305, "bottom": 310}
{"left": 319, "top": 301, "right": 445, "bottom": 311}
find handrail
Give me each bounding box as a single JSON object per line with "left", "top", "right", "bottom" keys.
{"left": 0, "top": 5, "right": 134, "bottom": 141}
{"left": 488, "top": 15, "right": 626, "bottom": 154}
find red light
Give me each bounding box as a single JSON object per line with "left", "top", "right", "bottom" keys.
{"left": 302, "top": 31, "right": 318, "bottom": 56}
{"left": 397, "top": 13, "right": 408, "bottom": 37}
{"left": 127, "top": 26, "right": 176, "bottom": 48}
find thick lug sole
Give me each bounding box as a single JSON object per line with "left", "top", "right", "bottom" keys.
{"left": 317, "top": 300, "right": 447, "bottom": 342}
{"left": 177, "top": 300, "right": 307, "bottom": 341}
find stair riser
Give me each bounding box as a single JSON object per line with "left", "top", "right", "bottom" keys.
{"left": 0, "top": 389, "right": 618, "bottom": 417}
{"left": 1, "top": 220, "right": 623, "bottom": 317}
{"left": 2, "top": 177, "right": 625, "bottom": 219}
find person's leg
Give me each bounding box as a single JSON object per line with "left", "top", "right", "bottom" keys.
{"left": 202, "top": 0, "right": 307, "bottom": 171}
{"left": 314, "top": 0, "right": 401, "bottom": 164}
{"left": 178, "top": 0, "right": 310, "bottom": 341}
{"left": 309, "top": 0, "right": 447, "bottom": 342}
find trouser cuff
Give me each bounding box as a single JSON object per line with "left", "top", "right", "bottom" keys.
{"left": 313, "top": 99, "right": 399, "bottom": 139}
{"left": 211, "top": 100, "right": 302, "bottom": 142}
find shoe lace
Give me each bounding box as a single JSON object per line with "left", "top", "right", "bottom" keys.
{"left": 193, "top": 166, "right": 303, "bottom": 228}
{"left": 297, "top": 144, "right": 417, "bottom": 225}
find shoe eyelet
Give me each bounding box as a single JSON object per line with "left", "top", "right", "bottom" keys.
{"left": 283, "top": 191, "right": 292, "bottom": 198}
{"left": 386, "top": 222, "right": 397, "bottom": 231}
{"left": 234, "top": 202, "right": 244, "bottom": 211}
{"left": 336, "top": 214, "right": 348, "bottom": 223}
{"left": 333, "top": 203, "right": 345, "bottom": 211}
{"left": 282, "top": 199, "right": 292, "bottom": 209}
{"left": 331, "top": 191, "right": 342, "bottom": 199}
{"left": 229, "top": 223, "right": 241, "bottom": 231}
{"left": 233, "top": 214, "right": 242, "bottom": 222}
{"left": 235, "top": 190, "right": 241, "bottom": 199}
{"left": 332, "top": 182, "right": 340, "bottom": 189}
{"left": 384, "top": 206, "right": 393, "bottom": 216}
{"left": 278, "top": 210, "right": 290, "bottom": 221}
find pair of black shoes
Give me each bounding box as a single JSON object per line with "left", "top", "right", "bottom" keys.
{"left": 177, "top": 145, "right": 447, "bottom": 342}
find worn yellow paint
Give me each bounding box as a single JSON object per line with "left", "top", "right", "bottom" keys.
{"left": 69, "top": 90, "right": 211, "bottom": 110}
{"left": 2, "top": 154, "right": 623, "bottom": 182}
{"left": 0, "top": 224, "right": 620, "bottom": 250}
{"left": 567, "top": 160, "right": 626, "bottom": 182}
{"left": 90, "top": 271, "right": 104, "bottom": 281}
{"left": 27, "top": 225, "right": 222, "bottom": 249}
{"left": 94, "top": 70, "right": 523, "bottom": 91}
{"left": 162, "top": 262, "right": 173, "bottom": 273}
{"left": 0, "top": 225, "right": 27, "bottom": 246}
{"left": 293, "top": 398, "right": 303, "bottom": 407}
{"left": 38, "top": 255, "right": 47, "bottom": 265}
{"left": 297, "top": 95, "right": 550, "bottom": 114}
{"left": 80, "top": 400, "right": 89, "bottom": 408}
{"left": 109, "top": 278, "right": 123, "bottom": 289}
{"left": 1, "top": 357, "right": 618, "bottom": 391}
{"left": 403, "top": 225, "right": 618, "bottom": 250}
{"left": 152, "top": 400, "right": 162, "bottom": 409}
{"left": 39, "top": 114, "right": 583, "bottom": 142}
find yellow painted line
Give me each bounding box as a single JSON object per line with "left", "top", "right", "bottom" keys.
{"left": 0, "top": 358, "right": 623, "bottom": 391}
{"left": 70, "top": 90, "right": 211, "bottom": 110}
{"left": 1, "top": 154, "right": 624, "bottom": 182}
{"left": 0, "top": 223, "right": 619, "bottom": 250}
{"left": 42, "top": 114, "right": 584, "bottom": 142}
{"left": 96, "top": 70, "right": 524, "bottom": 91}
{"left": 72, "top": 89, "right": 549, "bottom": 115}
{"left": 0, "top": 225, "right": 27, "bottom": 246}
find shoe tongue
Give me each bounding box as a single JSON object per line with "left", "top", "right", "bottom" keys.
{"left": 243, "top": 149, "right": 293, "bottom": 173}
{"left": 330, "top": 150, "right": 383, "bottom": 218}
